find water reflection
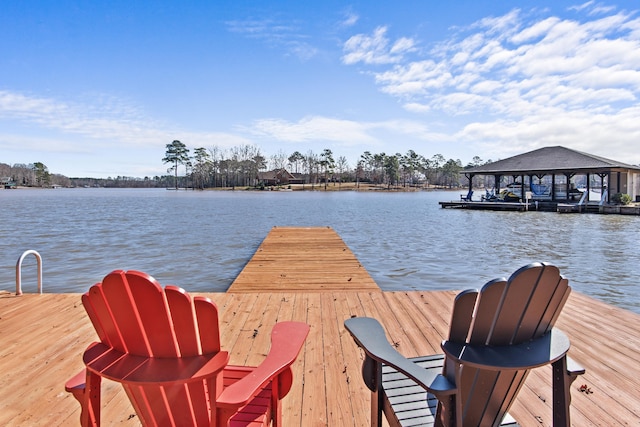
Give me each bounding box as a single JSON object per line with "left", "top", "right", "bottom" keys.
{"left": 1, "top": 188, "right": 638, "bottom": 314}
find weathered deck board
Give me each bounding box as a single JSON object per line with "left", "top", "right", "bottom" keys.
{"left": 228, "top": 226, "right": 380, "bottom": 292}
{"left": 1, "top": 290, "right": 639, "bottom": 426}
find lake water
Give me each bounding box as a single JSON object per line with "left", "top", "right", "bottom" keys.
{"left": 1, "top": 188, "right": 639, "bottom": 314}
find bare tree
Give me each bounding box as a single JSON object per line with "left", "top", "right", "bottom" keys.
{"left": 270, "top": 150, "right": 288, "bottom": 170}
{"left": 304, "top": 150, "right": 318, "bottom": 190}
{"left": 192, "top": 147, "right": 212, "bottom": 189}
{"left": 336, "top": 156, "right": 349, "bottom": 189}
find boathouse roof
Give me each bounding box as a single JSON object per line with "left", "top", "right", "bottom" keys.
{"left": 464, "top": 146, "right": 640, "bottom": 175}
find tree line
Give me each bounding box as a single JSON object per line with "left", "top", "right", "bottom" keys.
{"left": 162, "top": 140, "right": 492, "bottom": 190}
{"left": 0, "top": 162, "right": 170, "bottom": 188}
{"left": 0, "top": 162, "right": 71, "bottom": 187}
{"left": 0, "top": 142, "right": 492, "bottom": 189}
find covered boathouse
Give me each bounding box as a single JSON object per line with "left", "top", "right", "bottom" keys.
{"left": 461, "top": 146, "right": 640, "bottom": 205}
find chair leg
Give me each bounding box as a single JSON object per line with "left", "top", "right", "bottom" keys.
{"left": 83, "top": 371, "right": 102, "bottom": 427}
{"left": 371, "top": 387, "right": 383, "bottom": 427}
{"left": 362, "top": 356, "right": 383, "bottom": 427}
{"left": 272, "top": 377, "right": 282, "bottom": 427}
{"left": 213, "top": 407, "right": 233, "bottom": 427}
{"left": 552, "top": 356, "right": 583, "bottom": 427}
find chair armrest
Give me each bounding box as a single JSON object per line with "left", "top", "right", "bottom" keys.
{"left": 65, "top": 369, "right": 87, "bottom": 394}
{"left": 65, "top": 369, "right": 88, "bottom": 405}
{"left": 83, "top": 342, "right": 229, "bottom": 386}
{"left": 567, "top": 356, "right": 585, "bottom": 376}
{"left": 217, "top": 321, "right": 309, "bottom": 408}
{"left": 441, "top": 328, "right": 571, "bottom": 370}
{"left": 344, "top": 317, "right": 455, "bottom": 396}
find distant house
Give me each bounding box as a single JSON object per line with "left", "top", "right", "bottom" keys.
{"left": 1, "top": 177, "right": 16, "bottom": 189}
{"left": 291, "top": 172, "right": 305, "bottom": 183}
{"left": 257, "top": 169, "right": 303, "bottom": 186}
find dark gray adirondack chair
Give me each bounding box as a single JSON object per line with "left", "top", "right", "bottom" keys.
{"left": 345, "top": 263, "right": 585, "bottom": 427}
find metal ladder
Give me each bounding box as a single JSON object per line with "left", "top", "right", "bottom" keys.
{"left": 16, "top": 250, "right": 43, "bottom": 295}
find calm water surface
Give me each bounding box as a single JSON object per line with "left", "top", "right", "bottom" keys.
{"left": 1, "top": 188, "right": 638, "bottom": 314}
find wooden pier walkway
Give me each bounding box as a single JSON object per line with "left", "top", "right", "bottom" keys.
{"left": 1, "top": 227, "right": 639, "bottom": 426}
{"left": 228, "top": 226, "right": 379, "bottom": 292}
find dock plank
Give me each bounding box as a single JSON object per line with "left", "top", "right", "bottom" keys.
{"left": 299, "top": 293, "right": 328, "bottom": 426}
{"left": 280, "top": 293, "right": 307, "bottom": 427}
{"left": 228, "top": 226, "right": 380, "bottom": 292}
{"left": 321, "top": 293, "right": 354, "bottom": 426}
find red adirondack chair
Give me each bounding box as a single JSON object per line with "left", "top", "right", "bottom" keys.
{"left": 65, "top": 270, "right": 309, "bottom": 426}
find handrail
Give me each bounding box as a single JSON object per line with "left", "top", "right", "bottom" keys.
{"left": 16, "top": 250, "right": 43, "bottom": 295}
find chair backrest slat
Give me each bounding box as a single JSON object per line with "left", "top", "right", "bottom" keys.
{"left": 467, "top": 279, "right": 507, "bottom": 345}
{"left": 461, "top": 369, "right": 501, "bottom": 424}
{"left": 194, "top": 297, "right": 221, "bottom": 354}
{"left": 83, "top": 286, "right": 123, "bottom": 350}
{"left": 489, "top": 265, "right": 540, "bottom": 345}
{"left": 542, "top": 280, "right": 571, "bottom": 334}
{"left": 517, "top": 265, "right": 564, "bottom": 340}
{"left": 167, "top": 291, "right": 218, "bottom": 423}
{"left": 98, "top": 271, "right": 149, "bottom": 355}
{"left": 448, "top": 290, "right": 478, "bottom": 343}
{"left": 487, "top": 370, "right": 528, "bottom": 425}
{"left": 124, "top": 271, "right": 179, "bottom": 357}
{"left": 165, "top": 285, "right": 202, "bottom": 357}
{"left": 137, "top": 386, "right": 172, "bottom": 423}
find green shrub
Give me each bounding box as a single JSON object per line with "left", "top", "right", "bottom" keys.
{"left": 612, "top": 193, "right": 632, "bottom": 205}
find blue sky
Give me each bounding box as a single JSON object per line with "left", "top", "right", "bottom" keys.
{"left": 1, "top": 1, "right": 639, "bottom": 178}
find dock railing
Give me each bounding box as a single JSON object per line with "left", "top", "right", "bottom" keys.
{"left": 15, "top": 250, "right": 43, "bottom": 295}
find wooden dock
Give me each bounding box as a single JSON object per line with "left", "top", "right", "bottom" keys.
{"left": 1, "top": 291, "right": 639, "bottom": 426}
{"left": 228, "top": 226, "right": 380, "bottom": 292}
{"left": 439, "top": 200, "right": 529, "bottom": 211}
{"left": 1, "top": 226, "right": 640, "bottom": 426}
{"left": 440, "top": 199, "right": 640, "bottom": 215}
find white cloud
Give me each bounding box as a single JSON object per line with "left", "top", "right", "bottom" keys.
{"left": 390, "top": 37, "right": 416, "bottom": 54}
{"left": 0, "top": 90, "right": 252, "bottom": 155}
{"left": 511, "top": 17, "right": 560, "bottom": 43}
{"left": 568, "top": 1, "right": 595, "bottom": 13}
{"left": 250, "top": 116, "right": 378, "bottom": 144}
{"left": 457, "top": 106, "right": 640, "bottom": 162}
{"left": 403, "top": 102, "right": 431, "bottom": 113}
{"left": 0, "top": 90, "right": 167, "bottom": 146}
{"left": 0, "top": 133, "right": 87, "bottom": 154}
{"left": 375, "top": 60, "right": 453, "bottom": 97}
{"left": 470, "top": 8, "right": 521, "bottom": 36}
{"left": 342, "top": 26, "right": 416, "bottom": 65}
{"left": 339, "top": 5, "right": 640, "bottom": 165}
{"left": 570, "top": 2, "right": 619, "bottom": 16}
{"left": 225, "top": 17, "right": 318, "bottom": 60}
{"left": 347, "top": 7, "right": 640, "bottom": 118}
{"left": 340, "top": 11, "right": 359, "bottom": 28}
{"left": 247, "top": 115, "right": 442, "bottom": 149}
